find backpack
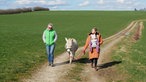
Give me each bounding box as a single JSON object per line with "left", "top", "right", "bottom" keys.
{"left": 89, "top": 33, "right": 99, "bottom": 53}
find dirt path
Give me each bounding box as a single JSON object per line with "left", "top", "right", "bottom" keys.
{"left": 23, "top": 20, "right": 144, "bottom": 82}
{"left": 23, "top": 47, "right": 83, "bottom": 82}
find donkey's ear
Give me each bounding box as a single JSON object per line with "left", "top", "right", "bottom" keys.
{"left": 65, "top": 37, "right": 68, "bottom": 42}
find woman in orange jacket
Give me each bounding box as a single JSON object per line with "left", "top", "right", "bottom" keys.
{"left": 83, "top": 27, "right": 103, "bottom": 71}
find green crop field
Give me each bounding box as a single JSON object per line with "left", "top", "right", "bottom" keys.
{"left": 112, "top": 22, "right": 146, "bottom": 82}
{"left": 0, "top": 11, "right": 146, "bottom": 82}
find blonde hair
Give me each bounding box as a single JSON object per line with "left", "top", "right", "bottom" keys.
{"left": 48, "top": 23, "right": 53, "bottom": 27}
{"left": 92, "top": 27, "right": 98, "bottom": 32}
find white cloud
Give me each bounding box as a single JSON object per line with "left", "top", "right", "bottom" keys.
{"left": 51, "top": 6, "right": 58, "bottom": 9}
{"left": 46, "top": 0, "right": 66, "bottom": 5}
{"left": 15, "top": 0, "right": 66, "bottom": 6}
{"left": 15, "top": 0, "right": 33, "bottom": 5}
{"left": 79, "top": 0, "right": 89, "bottom": 7}
{"left": 117, "top": 0, "right": 125, "bottom": 4}
{"left": 0, "top": 0, "right": 9, "bottom": 5}
{"left": 97, "top": 0, "right": 104, "bottom": 4}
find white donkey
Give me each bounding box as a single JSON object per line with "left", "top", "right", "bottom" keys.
{"left": 65, "top": 38, "right": 78, "bottom": 64}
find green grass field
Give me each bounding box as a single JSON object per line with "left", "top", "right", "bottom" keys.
{"left": 112, "top": 22, "right": 146, "bottom": 82}
{"left": 0, "top": 11, "right": 146, "bottom": 82}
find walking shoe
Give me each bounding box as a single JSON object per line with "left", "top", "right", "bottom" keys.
{"left": 95, "top": 67, "right": 100, "bottom": 71}
{"left": 51, "top": 63, "right": 54, "bottom": 67}
{"left": 48, "top": 63, "right": 51, "bottom": 66}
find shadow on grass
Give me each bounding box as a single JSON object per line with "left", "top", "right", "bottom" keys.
{"left": 98, "top": 61, "right": 122, "bottom": 69}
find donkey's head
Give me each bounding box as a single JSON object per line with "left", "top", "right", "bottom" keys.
{"left": 65, "top": 38, "right": 73, "bottom": 52}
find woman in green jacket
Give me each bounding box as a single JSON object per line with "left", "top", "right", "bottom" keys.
{"left": 42, "top": 23, "right": 57, "bottom": 67}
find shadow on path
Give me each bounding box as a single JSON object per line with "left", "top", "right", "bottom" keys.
{"left": 75, "top": 58, "right": 90, "bottom": 64}
{"left": 98, "top": 61, "right": 122, "bottom": 69}
{"left": 54, "top": 61, "right": 69, "bottom": 67}
{"left": 54, "top": 58, "right": 90, "bottom": 67}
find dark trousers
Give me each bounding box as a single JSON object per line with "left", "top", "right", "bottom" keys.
{"left": 90, "top": 58, "right": 98, "bottom": 67}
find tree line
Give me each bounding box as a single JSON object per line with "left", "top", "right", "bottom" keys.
{"left": 0, "top": 6, "right": 49, "bottom": 15}
{"left": 134, "top": 8, "right": 146, "bottom": 11}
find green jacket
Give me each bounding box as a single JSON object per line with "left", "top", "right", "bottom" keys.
{"left": 43, "top": 29, "right": 57, "bottom": 45}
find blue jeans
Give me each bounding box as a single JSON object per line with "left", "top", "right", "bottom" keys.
{"left": 46, "top": 44, "right": 55, "bottom": 64}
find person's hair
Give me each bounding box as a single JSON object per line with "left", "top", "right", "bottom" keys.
{"left": 93, "top": 27, "right": 98, "bottom": 32}
{"left": 88, "top": 27, "right": 99, "bottom": 35}
{"left": 48, "top": 23, "right": 53, "bottom": 27}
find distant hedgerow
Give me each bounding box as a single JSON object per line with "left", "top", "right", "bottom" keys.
{"left": 0, "top": 6, "right": 49, "bottom": 15}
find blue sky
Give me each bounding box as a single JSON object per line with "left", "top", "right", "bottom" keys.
{"left": 0, "top": 0, "right": 146, "bottom": 10}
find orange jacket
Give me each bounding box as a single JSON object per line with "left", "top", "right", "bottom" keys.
{"left": 84, "top": 33, "right": 103, "bottom": 59}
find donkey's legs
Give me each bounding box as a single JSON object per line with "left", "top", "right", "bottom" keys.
{"left": 69, "top": 56, "right": 73, "bottom": 64}
{"left": 69, "top": 52, "right": 74, "bottom": 64}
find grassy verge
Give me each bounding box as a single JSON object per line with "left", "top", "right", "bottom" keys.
{"left": 111, "top": 22, "right": 146, "bottom": 82}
